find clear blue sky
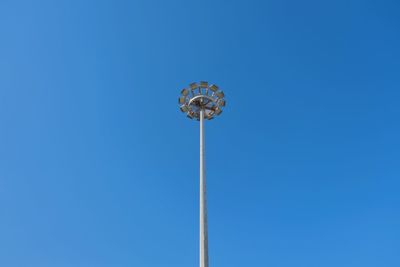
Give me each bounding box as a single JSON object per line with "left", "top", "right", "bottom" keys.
{"left": 0, "top": 0, "right": 399, "bottom": 266}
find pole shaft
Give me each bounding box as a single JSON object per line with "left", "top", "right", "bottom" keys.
{"left": 199, "top": 109, "right": 209, "bottom": 267}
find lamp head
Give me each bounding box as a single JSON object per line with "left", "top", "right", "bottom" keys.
{"left": 178, "top": 82, "right": 226, "bottom": 121}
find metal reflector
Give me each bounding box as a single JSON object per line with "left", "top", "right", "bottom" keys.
{"left": 209, "top": 84, "right": 218, "bottom": 92}
{"left": 190, "top": 82, "right": 198, "bottom": 89}
{"left": 218, "top": 99, "right": 226, "bottom": 107}
{"left": 180, "top": 105, "right": 189, "bottom": 112}
{"left": 179, "top": 96, "right": 186, "bottom": 104}
{"left": 187, "top": 111, "right": 194, "bottom": 119}
{"left": 181, "top": 88, "right": 189, "bottom": 96}
{"left": 200, "top": 81, "right": 208, "bottom": 88}
{"left": 216, "top": 91, "right": 224, "bottom": 98}
{"left": 215, "top": 107, "right": 222, "bottom": 115}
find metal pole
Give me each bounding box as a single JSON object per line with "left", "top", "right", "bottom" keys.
{"left": 199, "top": 108, "right": 209, "bottom": 267}
{"left": 178, "top": 82, "right": 225, "bottom": 267}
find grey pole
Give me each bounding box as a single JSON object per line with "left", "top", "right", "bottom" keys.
{"left": 178, "top": 82, "right": 226, "bottom": 267}
{"left": 199, "top": 108, "right": 209, "bottom": 267}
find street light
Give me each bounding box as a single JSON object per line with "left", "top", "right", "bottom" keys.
{"left": 178, "top": 81, "right": 226, "bottom": 267}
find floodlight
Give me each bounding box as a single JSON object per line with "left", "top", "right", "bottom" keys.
{"left": 215, "top": 91, "right": 224, "bottom": 98}
{"left": 190, "top": 82, "right": 198, "bottom": 90}
{"left": 181, "top": 88, "right": 189, "bottom": 96}
{"left": 214, "top": 107, "right": 222, "bottom": 115}
{"left": 209, "top": 84, "right": 218, "bottom": 92}
{"left": 200, "top": 81, "right": 208, "bottom": 88}
{"left": 187, "top": 111, "right": 194, "bottom": 119}
{"left": 180, "top": 105, "right": 189, "bottom": 112}
{"left": 179, "top": 96, "right": 186, "bottom": 104}
{"left": 206, "top": 113, "right": 215, "bottom": 120}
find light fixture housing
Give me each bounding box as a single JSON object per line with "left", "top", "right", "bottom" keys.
{"left": 180, "top": 105, "right": 189, "bottom": 112}
{"left": 209, "top": 84, "right": 218, "bottom": 92}
{"left": 178, "top": 81, "right": 226, "bottom": 120}
{"left": 214, "top": 107, "right": 222, "bottom": 115}
{"left": 216, "top": 91, "right": 224, "bottom": 98}
{"left": 181, "top": 88, "right": 189, "bottom": 96}
{"left": 178, "top": 96, "right": 186, "bottom": 104}
{"left": 200, "top": 81, "right": 208, "bottom": 88}
{"left": 190, "top": 82, "right": 198, "bottom": 90}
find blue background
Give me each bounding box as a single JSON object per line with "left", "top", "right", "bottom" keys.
{"left": 1, "top": 0, "right": 399, "bottom": 266}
